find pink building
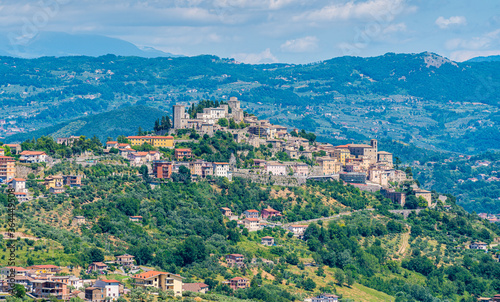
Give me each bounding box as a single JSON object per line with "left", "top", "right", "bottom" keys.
{"left": 266, "top": 162, "right": 286, "bottom": 175}
{"left": 261, "top": 208, "right": 281, "bottom": 219}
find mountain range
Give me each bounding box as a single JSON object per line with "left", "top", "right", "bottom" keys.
{"left": 0, "top": 31, "right": 180, "bottom": 58}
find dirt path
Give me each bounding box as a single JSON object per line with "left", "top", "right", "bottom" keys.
{"left": 397, "top": 229, "right": 411, "bottom": 256}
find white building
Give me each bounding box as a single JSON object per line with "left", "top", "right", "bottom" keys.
{"left": 266, "top": 162, "right": 287, "bottom": 175}
{"left": 288, "top": 225, "right": 308, "bottom": 236}
{"left": 94, "top": 279, "right": 120, "bottom": 301}
{"left": 470, "top": 242, "right": 488, "bottom": 250}
{"left": 243, "top": 218, "right": 260, "bottom": 231}
{"left": 19, "top": 151, "right": 47, "bottom": 163}
{"left": 311, "top": 293, "right": 339, "bottom": 302}
{"left": 213, "top": 162, "right": 229, "bottom": 178}
{"left": 8, "top": 178, "right": 27, "bottom": 193}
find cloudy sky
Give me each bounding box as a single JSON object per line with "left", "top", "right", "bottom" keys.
{"left": 2, "top": 0, "right": 500, "bottom": 63}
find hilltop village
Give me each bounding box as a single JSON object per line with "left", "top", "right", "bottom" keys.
{"left": 1, "top": 97, "right": 499, "bottom": 302}
{"left": 2, "top": 97, "right": 430, "bottom": 208}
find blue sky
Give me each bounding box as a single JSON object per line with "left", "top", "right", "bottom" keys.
{"left": 2, "top": 0, "right": 500, "bottom": 63}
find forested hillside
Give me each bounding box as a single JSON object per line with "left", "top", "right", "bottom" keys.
{"left": 2, "top": 157, "right": 500, "bottom": 302}
{"left": 1, "top": 52, "right": 499, "bottom": 153}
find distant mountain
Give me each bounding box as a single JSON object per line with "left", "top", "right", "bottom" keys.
{"left": 5, "top": 105, "right": 167, "bottom": 143}
{"left": 466, "top": 55, "right": 500, "bottom": 62}
{"left": 0, "top": 31, "right": 181, "bottom": 58}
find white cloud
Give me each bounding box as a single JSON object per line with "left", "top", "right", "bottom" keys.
{"left": 294, "top": 0, "right": 416, "bottom": 22}
{"left": 232, "top": 48, "right": 278, "bottom": 64}
{"left": 435, "top": 16, "right": 466, "bottom": 29}
{"left": 280, "top": 36, "right": 318, "bottom": 53}
{"left": 450, "top": 50, "right": 500, "bottom": 62}
{"left": 382, "top": 22, "right": 406, "bottom": 34}
{"left": 445, "top": 29, "right": 500, "bottom": 50}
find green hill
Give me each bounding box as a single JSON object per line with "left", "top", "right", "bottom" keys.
{"left": 5, "top": 105, "right": 166, "bottom": 143}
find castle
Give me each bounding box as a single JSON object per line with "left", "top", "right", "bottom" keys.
{"left": 173, "top": 97, "right": 244, "bottom": 130}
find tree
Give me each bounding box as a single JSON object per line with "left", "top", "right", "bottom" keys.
{"left": 346, "top": 270, "right": 354, "bottom": 287}
{"left": 12, "top": 284, "right": 25, "bottom": 298}
{"left": 137, "top": 127, "right": 144, "bottom": 136}
{"left": 218, "top": 118, "right": 228, "bottom": 127}
{"left": 302, "top": 278, "right": 316, "bottom": 291}
{"left": 177, "top": 236, "right": 207, "bottom": 266}
{"left": 87, "top": 248, "right": 104, "bottom": 263}
{"left": 335, "top": 269, "right": 345, "bottom": 286}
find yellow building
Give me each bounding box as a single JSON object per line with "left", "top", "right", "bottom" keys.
{"left": 333, "top": 146, "right": 350, "bottom": 165}
{"left": 316, "top": 157, "right": 342, "bottom": 175}
{"left": 132, "top": 271, "right": 183, "bottom": 297}
{"left": 127, "top": 136, "right": 174, "bottom": 148}
{"left": 45, "top": 175, "right": 64, "bottom": 189}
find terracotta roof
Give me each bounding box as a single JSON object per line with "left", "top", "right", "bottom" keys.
{"left": 227, "top": 254, "right": 244, "bottom": 257}
{"left": 14, "top": 193, "right": 27, "bottom": 195}
{"left": 92, "top": 262, "right": 107, "bottom": 267}
{"left": 3, "top": 266, "right": 27, "bottom": 271}
{"left": 244, "top": 218, "right": 259, "bottom": 222}
{"left": 129, "top": 216, "right": 143, "bottom": 219}
{"left": 20, "top": 151, "right": 47, "bottom": 155}
{"left": 175, "top": 148, "right": 192, "bottom": 152}
{"left": 262, "top": 236, "right": 274, "bottom": 239}
{"left": 230, "top": 277, "right": 248, "bottom": 281}
{"left": 27, "top": 265, "right": 59, "bottom": 269}
{"left": 106, "top": 141, "right": 117, "bottom": 144}
{"left": 290, "top": 225, "right": 308, "bottom": 228}
{"left": 0, "top": 156, "right": 15, "bottom": 159}
{"left": 245, "top": 209, "right": 259, "bottom": 213}
{"left": 133, "top": 271, "right": 167, "bottom": 279}
{"left": 182, "top": 283, "right": 209, "bottom": 292}
{"left": 101, "top": 279, "right": 120, "bottom": 283}
{"left": 214, "top": 162, "right": 229, "bottom": 165}
{"left": 117, "top": 254, "right": 134, "bottom": 259}
{"left": 262, "top": 208, "right": 280, "bottom": 213}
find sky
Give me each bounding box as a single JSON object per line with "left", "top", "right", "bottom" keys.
{"left": 1, "top": 0, "right": 500, "bottom": 64}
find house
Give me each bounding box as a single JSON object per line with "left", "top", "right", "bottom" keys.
{"left": 4, "top": 144, "right": 21, "bottom": 154}
{"left": 45, "top": 175, "right": 64, "bottom": 189}
{"left": 13, "top": 192, "right": 29, "bottom": 202}
{"left": 220, "top": 207, "right": 233, "bottom": 217}
{"left": 0, "top": 149, "right": 3, "bottom": 156}
{"left": 132, "top": 271, "right": 183, "bottom": 296}
{"left": 32, "top": 280, "right": 69, "bottom": 300}
{"left": 0, "top": 266, "right": 28, "bottom": 279}
{"left": 261, "top": 236, "right": 274, "bottom": 246}
{"left": 213, "top": 162, "right": 229, "bottom": 178}
{"left": 312, "top": 293, "right": 339, "bottom": 302}
{"left": 226, "top": 254, "right": 245, "bottom": 267}
{"left": 129, "top": 216, "right": 143, "bottom": 223}
{"left": 19, "top": 151, "right": 47, "bottom": 163}
{"left": 85, "top": 286, "right": 105, "bottom": 302}
{"left": 127, "top": 136, "right": 174, "bottom": 148}
{"left": 289, "top": 225, "right": 308, "bottom": 236}
{"left": 128, "top": 151, "right": 160, "bottom": 165}
{"left": 266, "top": 162, "right": 286, "bottom": 175}
{"left": 182, "top": 283, "right": 209, "bottom": 294}
{"left": 12, "top": 275, "right": 35, "bottom": 292}
{"left": 94, "top": 279, "right": 120, "bottom": 301}
{"left": 26, "top": 265, "right": 61, "bottom": 274}
{"left": 116, "top": 254, "right": 135, "bottom": 268}
{"left": 89, "top": 262, "right": 109, "bottom": 273}
{"left": 7, "top": 178, "right": 27, "bottom": 193}
{"left": 0, "top": 156, "right": 15, "bottom": 181}
{"left": 316, "top": 157, "right": 341, "bottom": 175}
{"left": 294, "top": 163, "right": 309, "bottom": 176}
{"left": 63, "top": 175, "right": 82, "bottom": 188}
{"left": 252, "top": 159, "right": 267, "bottom": 168}
{"left": 57, "top": 136, "right": 80, "bottom": 146}
{"left": 175, "top": 148, "right": 193, "bottom": 160}
{"left": 414, "top": 189, "right": 432, "bottom": 207}
{"left": 261, "top": 208, "right": 281, "bottom": 220}
{"left": 243, "top": 218, "right": 260, "bottom": 231}
{"left": 470, "top": 242, "right": 488, "bottom": 250}
{"left": 73, "top": 215, "right": 85, "bottom": 225}
{"left": 117, "top": 143, "right": 131, "bottom": 149}
{"left": 106, "top": 141, "right": 118, "bottom": 149}
{"left": 228, "top": 277, "right": 249, "bottom": 290}
{"left": 243, "top": 209, "right": 259, "bottom": 219}
{"left": 153, "top": 161, "right": 173, "bottom": 179}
